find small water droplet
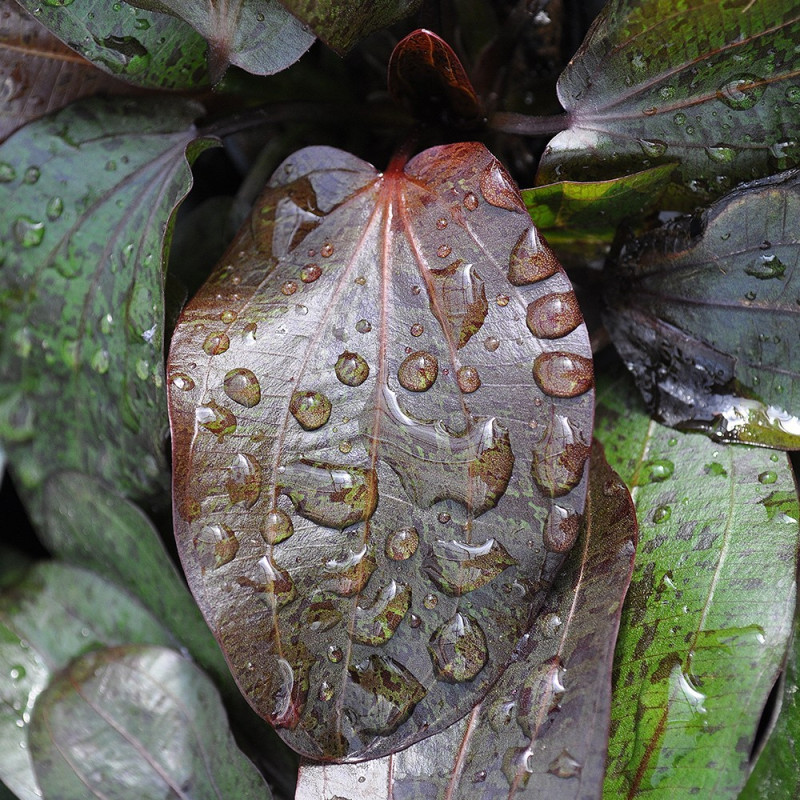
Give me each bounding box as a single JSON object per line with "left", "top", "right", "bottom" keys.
{"left": 263, "top": 508, "right": 294, "bottom": 544}
{"left": 483, "top": 336, "right": 500, "bottom": 352}
{"left": 423, "top": 593, "right": 438, "bottom": 609}
{"left": 91, "top": 348, "right": 110, "bottom": 373}
{"left": 473, "top": 770, "right": 487, "bottom": 783}
{"left": 508, "top": 226, "right": 560, "bottom": 285}
{"left": 673, "top": 111, "right": 686, "bottom": 125}
{"left": 410, "top": 323, "right": 424, "bottom": 336}
{"left": 226, "top": 452, "right": 262, "bottom": 508}
{"left": 133, "top": 16, "right": 150, "bottom": 29}
{"left": 320, "top": 242, "right": 334, "bottom": 257}
{"left": 289, "top": 390, "right": 332, "bottom": 430}
{"left": 638, "top": 138, "right": 668, "bottom": 157}
{"left": 354, "top": 275, "right": 366, "bottom": 286}
{"left": 196, "top": 402, "right": 237, "bottom": 441}
{"left": 495, "top": 293, "right": 510, "bottom": 307}
{"left": 318, "top": 681, "right": 334, "bottom": 701}
{"left": 437, "top": 511, "right": 451, "bottom": 524}
{"left": 9, "top": 664, "right": 26, "bottom": 681}
{"left": 538, "top": 612, "right": 562, "bottom": 638}
{"left": 13, "top": 217, "right": 45, "bottom": 248}
{"left": 409, "top": 613, "right": 422, "bottom": 628}
{"left": 758, "top": 470, "right": 778, "bottom": 485}
{"left": 281, "top": 280, "right": 298, "bottom": 295}
{"left": 543, "top": 506, "right": 581, "bottom": 552}
{"left": 745, "top": 290, "right": 757, "bottom": 301}
{"left": 46, "top": 196, "right": 64, "bottom": 220}
{"left": 547, "top": 749, "right": 582, "bottom": 778}
{"left": 456, "top": 365, "right": 481, "bottom": 393}
{"left": 194, "top": 523, "right": 239, "bottom": 568}
{"left": 203, "top": 331, "right": 230, "bottom": 356}
{"left": 300, "top": 263, "right": 321, "bottom": 283}
{"left": 659, "top": 85, "right": 676, "bottom": 100}
{"left": 23, "top": 166, "right": 40, "bottom": 184}
{"left": 463, "top": 192, "right": 478, "bottom": 211}
{"left": 436, "top": 217, "right": 448, "bottom": 229}
{"left": 0, "top": 162, "right": 16, "bottom": 182}
{"left": 169, "top": 372, "right": 194, "bottom": 391}
{"left": 429, "top": 612, "right": 488, "bottom": 682}
{"left": 643, "top": 459, "right": 674, "bottom": 483}
{"left": 746, "top": 254, "right": 786, "bottom": 280}
{"left": 220, "top": 309, "right": 237, "bottom": 324}
{"left": 785, "top": 86, "right": 800, "bottom": 104}
{"left": 532, "top": 351, "right": 593, "bottom": 397}
{"left": 328, "top": 645, "right": 343, "bottom": 663}
{"left": 224, "top": 367, "right": 261, "bottom": 407}
{"left": 355, "top": 319, "right": 372, "bottom": 333}
{"left": 335, "top": 351, "right": 369, "bottom": 386}
{"left": 717, "top": 74, "right": 764, "bottom": 110}
{"left": 386, "top": 527, "right": 419, "bottom": 560}
{"left": 398, "top": 350, "right": 438, "bottom": 391}
{"left": 437, "top": 244, "right": 452, "bottom": 258}
{"left": 705, "top": 144, "right": 736, "bottom": 163}
{"left": 653, "top": 504, "right": 672, "bottom": 523}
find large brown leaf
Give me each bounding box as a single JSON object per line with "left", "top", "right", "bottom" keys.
{"left": 167, "top": 142, "right": 594, "bottom": 761}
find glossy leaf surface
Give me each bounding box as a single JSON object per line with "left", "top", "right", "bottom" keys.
{"left": 605, "top": 169, "right": 800, "bottom": 448}
{"left": 538, "top": 0, "right": 800, "bottom": 208}
{"left": 296, "top": 440, "right": 637, "bottom": 798}
{"left": 0, "top": 96, "right": 215, "bottom": 518}
{"left": 168, "top": 142, "right": 594, "bottom": 761}
{"left": 595, "top": 366, "right": 798, "bottom": 798}
{"left": 0, "top": 562, "right": 175, "bottom": 800}
{"left": 14, "top": 0, "right": 210, "bottom": 89}
{"left": 151, "top": 0, "right": 314, "bottom": 81}
{"left": 29, "top": 645, "right": 271, "bottom": 800}
{"left": 279, "top": 0, "right": 421, "bottom": 54}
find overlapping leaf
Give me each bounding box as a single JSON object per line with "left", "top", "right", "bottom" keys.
{"left": 595, "top": 365, "right": 798, "bottom": 798}
{"left": 0, "top": 96, "right": 216, "bottom": 522}
{"left": 28, "top": 645, "right": 271, "bottom": 800}
{"left": 168, "top": 142, "right": 594, "bottom": 760}
{"left": 538, "top": 0, "right": 800, "bottom": 208}
{"left": 296, "top": 440, "right": 637, "bottom": 799}
{"left": 14, "top": 0, "right": 210, "bottom": 89}
{"left": 0, "top": 562, "right": 176, "bottom": 800}
{"left": 604, "top": 169, "right": 800, "bottom": 448}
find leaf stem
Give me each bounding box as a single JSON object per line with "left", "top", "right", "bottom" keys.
{"left": 489, "top": 111, "right": 571, "bottom": 137}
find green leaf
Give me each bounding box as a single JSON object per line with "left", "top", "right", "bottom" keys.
{"left": 604, "top": 169, "right": 800, "bottom": 448}
{"left": 168, "top": 142, "right": 594, "bottom": 761}
{"left": 28, "top": 644, "right": 271, "bottom": 800}
{"left": 0, "top": 561, "right": 176, "bottom": 800}
{"left": 0, "top": 546, "right": 30, "bottom": 590}
{"left": 0, "top": 96, "right": 217, "bottom": 521}
{"left": 279, "top": 0, "right": 421, "bottom": 54}
{"left": 296, "top": 440, "right": 637, "bottom": 798}
{"left": 14, "top": 0, "right": 210, "bottom": 89}
{"left": 538, "top": 0, "right": 800, "bottom": 208}
{"left": 148, "top": 0, "right": 314, "bottom": 81}
{"left": 595, "top": 365, "right": 798, "bottom": 798}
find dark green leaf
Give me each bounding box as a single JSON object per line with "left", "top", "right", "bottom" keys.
{"left": 168, "top": 142, "right": 594, "bottom": 760}
{"left": 279, "top": 0, "right": 421, "bottom": 54}
{"left": 28, "top": 645, "right": 271, "bottom": 800}
{"left": 595, "top": 366, "right": 798, "bottom": 798}
{"left": 296, "top": 440, "right": 637, "bottom": 798}
{"left": 14, "top": 0, "right": 210, "bottom": 89}
{"left": 0, "top": 562, "right": 176, "bottom": 800}
{"left": 605, "top": 169, "right": 800, "bottom": 448}
{"left": 148, "top": 0, "right": 314, "bottom": 81}
{"left": 0, "top": 546, "right": 30, "bottom": 590}
{"left": 0, "top": 96, "right": 217, "bottom": 522}
{"left": 538, "top": 0, "right": 800, "bottom": 208}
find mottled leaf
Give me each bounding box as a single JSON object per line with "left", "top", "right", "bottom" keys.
{"left": 296, "top": 440, "right": 637, "bottom": 799}
{"left": 0, "top": 2, "right": 140, "bottom": 143}
{"left": 279, "top": 0, "right": 421, "bottom": 54}
{"left": 595, "top": 365, "right": 798, "bottom": 798}
{"left": 0, "top": 96, "right": 216, "bottom": 522}
{"left": 388, "top": 29, "right": 482, "bottom": 126}
{"left": 14, "top": 0, "right": 210, "bottom": 89}
{"left": 538, "top": 0, "right": 800, "bottom": 208}
{"left": 28, "top": 645, "right": 271, "bottom": 800}
{"left": 168, "top": 142, "right": 594, "bottom": 761}
{"left": 149, "top": 0, "right": 314, "bottom": 81}
{"left": 605, "top": 169, "right": 800, "bottom": 448}
{"left": 0, "top": 562, "right": 176, "bottom": 800}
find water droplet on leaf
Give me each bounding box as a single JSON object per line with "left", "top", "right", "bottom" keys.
{"left": 547, "top": 749, "right": 582, "bottom": 778}
{"left": 456, "top": 365, "right": 481, "bottom": 393}
{"left": 355, "top": 319, "right": 372, "bottom": 333}
{"left": 758, "top": 470, "right": 778, "bottom": 485}
{"left": 335, "top": 351, "right": 369, "bottom": 386}
{"left": 223, "top": 367, "right": 261, "bottom": 407}
{"left": 424, "top": 538, "right": 516, "bottom": 595}
{"left": 543, "top": 505, "right": 581, "bottom": 551}
{"left": 717, "top": 75, "right": 764, "bottom": 109}
{"left": 386, "top": 527, "right": 419, "bottom": 560}
{"left": 532, "top": 352, "right": 593, "bottom": 397}
{"left": 398, "top": 350, "right": 438, "bottom": 391}
{"left": 263, "top": 507, "right": 294, "bottom": 544}
{"left": 289, "top": 390, "right": 332, "bottom": 430}
{"left": 301, "top": 263, "right": 322, "bottom": 282}
{"left": 194, "top": 523, "right": 239, "bottom": 569}
{"left": 653, "top": 504, "right": 672, "bottom": 523}
{"left": 13, "top": 217, "right": 45, "bottom": 248}
{"left": 203, "top": 331, "right": 230, "bottom": 356}
{"left": 526, "top": 292, "right": 582, "bottom": 339}
{"left": 429, "top": 612, "right": 488, "bottom": 682}
{"left": 196, "top": 401, "right": 237, "bottom": 441}
{"left": 226, "top": 453, "right": 262, "bottom": 508}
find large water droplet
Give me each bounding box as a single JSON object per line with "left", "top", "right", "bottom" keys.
{"left": 203, "top": 331, "right": 230, "bottom": 356}
{"left": 480, "top": 160, "right": 525, "bottom": 211}
{"left": 532, "top": 351, "right": 593, "bottom": 397}
{"left": 46, "top": 196, "right": 64, "bottom": 220}
{"left": 547, "top": 749, "right": 582, "bottom": 778}
{"left": 398, "top": 350, "right": 438, "bottom": 391}
{"left": 746, "top": 254, "right": 786, "bottom": 280}
{"left": 224, "top": 367, "right": 261, "bottom": 407}
{"left": 169, "top": 372, "right": 195, "bottom": 391}
{"left": 226, "top": 453, "right": 262, "bottom": 508}
{"left": 289, "top": 390, "right": 332, "bottom": 430}
{"left": 429, "top": 260, "right": 488, "bottom": 348}
{"left": 643, "top": 459, "right": 674, "bottom": 483}
{"left": 249, "top": 555, "right": 296, "bottom": 609}
{"left": 352, "top": 581, "right": 412, "bottom": 645}
{"left": 638, "top": 138, "right": 668, "bottom": 157}
{"left": 526, "top": 292, "right": 582, "bottom": 339}
{"left": 716, "top": 75, "right": 764, "bottom": 109}
{"left": 0, "top": 162, "right": 16, "bottom": 182}
{"left": 13, "top": 217, "right": 45, "bottom": 248}
{"left": 324, "top": 546, "right": 377, "bottom": 596}
{"left": 194, "top": 523, "right": 239, "bottom": 569}
{"left": 705, "top": 144, "right": 736, "bottom": 163}
{"left": 543, "top": 505, "right": 582, "bottom": 552}
{"left": 508, "top": 226, "right": 560, "bottom": 285}
{"left": 531, "top": 414, "right": 591, "bottom": 498}
{"left": 262, "top": 508, "right": 294, "bottom": 544}
{"left": 758, "top": 470, "right": 778, "bottom": 485}
{"left": 463, "top": 192, "right": 479, "bottom": 211}
{"left": 429, "top": 612, "right": 488, "bottom": 682}
{"left": 300, "top": 262, "right": 322, "bottom": 283}
{"left": 385, "top": 527, "right": 419, "bottom": 560}
{"left": 335, "top": 351, "right": 370, "bottom": 386}
{"left": 355, "top": 319, "right": 372, "bottom": 333}
{"left": 424, "top": 538, "right": 516, "bottom": 595}
{"left": 279, "top": 460, "right": 378, "bottom": 529}
{"left": 456, "top": 365, "right": 481, "bottom": 393}
{"left": 196, "top": 401, "right": 237, "bottom": 441}
{"left": 517, "top": 657, "right": 566, "bottom": 737}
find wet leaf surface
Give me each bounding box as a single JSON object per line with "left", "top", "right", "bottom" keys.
{"left": 538, "top": 0, "right": 800, "bottom": 208}
{"left": 594, "top": 364, "right": 798, "bottom": 798}
{"left": 14, "top": 0, "right": 210, "bottom": 89}
{"left": 279, "top": 0, "right": 421, "bottom": 54}
{"left": 151, "top": 0, "right": 314, "bottom": 81}
{"left": 604, "top": 169, "right": 800, "bottom": 448}
{"left": 0, "top": 562, "right": 176, "bottom": 800}
{"left": 28, "top": 644, "right": 271, "bottom": 800}
{"left": 0, "top": 3, "right": 140, "bottom": 143}
{"left": 388, "top": 29, "right": 482, "bottom": 126}
{"left": 296, "top": 439, "right": 637, "bottom": 799}
{"left": 168, "top": 142, "right": 594, "bottom": 761}
{"left": 0, "top": 96, "right": 216, "bottom": 522}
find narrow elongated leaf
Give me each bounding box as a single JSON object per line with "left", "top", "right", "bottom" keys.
{"left": 279, "top": 0, "right": 421, "bottom": 54}
{"left": 14, "top": 0, "right": 210, "bottom": 89}
{"left": 296, "top": 440, "right": 637, "bottom": 799}
{"left": 29, "top": 645, "right": 271, "bottom": 800}
{"left": 0, "top": 96, "right": 216, "bottom": 520}
{"left": 149, "top": 0, "right": 314, "bottom": 81}
{"left": 538, "top": 0, "right": 800, "bottom": 208}
{"left": 168, "top": 142, "right": 594, "bottom": 761}
{"left": 0, "top": 562, "right": 176, "bottom": 800}
{"left": 595, "top": 366, "right": 798, "bottom": 798}
{"left": 605, "top": 169, "right": 800, "bottom": 448}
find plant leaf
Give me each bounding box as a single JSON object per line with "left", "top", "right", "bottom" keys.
{"left": 595, "top": 364, "right": 798, "bottom": 798}
{"left": 604, "top": 169, "right": 800, "bottom": 449}
{"left": 13, "top": 0, "right": 211, "bottom": 89}
{"left": 0, "top": 561, "right": 176, "bottom": 800}
{"left": 28, "top": 644, "right": 271, "bottom": 800}
{"left": 168, "top": 142, "right": 594, "bottom": 761}
{"left": 537, "top": 0, "right": 800, "bottom": 208}
{"left": 148, "top": 0, "right": 314, "bottom": 81}
{"left": 279, "top": 0, "right": 421, "bottom": 55}
{"left": 296, "top": 439, "right": 637, "bottom": 798}
{"left": 0, "top": 95, "right": 217, "bottom": 523}
{"left": 0, "top": 3, "right": 140, "bottom": 143}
